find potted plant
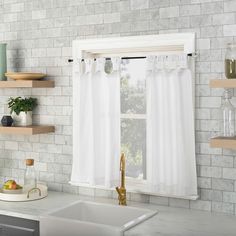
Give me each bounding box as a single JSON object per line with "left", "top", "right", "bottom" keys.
{"left": 8, "top": 97, "right": 37, "bottom": 126}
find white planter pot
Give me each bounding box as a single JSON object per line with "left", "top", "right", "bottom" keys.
{"left": 12, "top": 111, "right": 32, "bottom": 126}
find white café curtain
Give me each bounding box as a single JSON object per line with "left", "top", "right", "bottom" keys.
{"left": 71, "top": 58, "right": 120, "bottom": 188}
{"left": 146, "top": 54, "right": 197, "bottom": 197}
{"left": 71, "top": 53, "right": 197, "bottom": 197}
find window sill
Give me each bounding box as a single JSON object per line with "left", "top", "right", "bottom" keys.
{"left": 125, "top": 178, "right": 198, "bottom": 200}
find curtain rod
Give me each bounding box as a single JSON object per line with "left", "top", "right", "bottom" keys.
{"left": 68, "top": 53, "right": 197, "bottom": 63}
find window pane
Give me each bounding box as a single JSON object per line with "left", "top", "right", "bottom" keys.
{"left": 120, "top": 59, "right": 146, "bottom": 114}
{"left": 121, "top": 118, "right": 146, "bottom": 180}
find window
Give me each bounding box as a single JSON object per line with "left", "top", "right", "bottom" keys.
{"left": 72, "top": 34, "right": 197, "bottom": 198}
{"left": 120, "top": 58, "right": 147, "bottom": 181}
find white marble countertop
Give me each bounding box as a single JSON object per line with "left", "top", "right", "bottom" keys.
{"left": 0, "top": 191, "right": 79, "bottom": 221}
{"left": 0, "top": 191, "right": 235, "bottom": 236}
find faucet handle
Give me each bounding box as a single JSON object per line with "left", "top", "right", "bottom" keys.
{"left": 116, "top": 187, "right": 127, "bottom": 206}
{"left": 116, "top": 187, "right": 121, "bottom": 196}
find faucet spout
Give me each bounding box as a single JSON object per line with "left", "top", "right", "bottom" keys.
{"left": 116, "top": 153, "right": 127, "bottom": 206}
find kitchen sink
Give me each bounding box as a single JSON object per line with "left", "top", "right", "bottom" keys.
{"left": 40, "top": 200, "right": 157, "bottom": 236}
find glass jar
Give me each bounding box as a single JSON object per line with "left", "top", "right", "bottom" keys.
{"left": 225, "top": 43, "right": 236, "bottom": 79}
{"left": 220, "top": 90, "right": 235, "bottom": 137}
{"left": 24, "top": 159, "right": 37, "bottom": 193}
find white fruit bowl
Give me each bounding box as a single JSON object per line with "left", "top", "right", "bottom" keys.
{"left": 2, "top": 189, "right": 22, "bottom": 194}
{"left": 0, "top": 184, "right": 47, "bottom": 202}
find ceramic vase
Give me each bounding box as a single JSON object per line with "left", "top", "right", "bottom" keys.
{"left": 12, "top": 111, "right": 32, "bottom": 126}
{"left": 1, "top": 115, "right": 13, "bottom": 126}
{"left": 0, "top": 44, "right": 7, "bottom": 81}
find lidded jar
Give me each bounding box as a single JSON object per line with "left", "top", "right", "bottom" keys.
{"left": 220, "top": 90, "right": 235, "bottom": 137}
{"left": 225, "top": 43, "right": 236, "bottom": 79}
{"left": 24, "top": 159, "right": 37, "bottom": 192}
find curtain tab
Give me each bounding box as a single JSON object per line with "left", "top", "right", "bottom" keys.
{"left": 85, "top": 59, "right": 93, "bottom": 74}
{"left": 111, "top": 57, "right": 121, "bottom": 71}
{"left": 95, "top": 58, "right": 105, "bottom": 73}
{"left": 146, "top": 55, "right": 156, "bottom": 71}
{"left": 80, "top": 59, "right": 86, "bottom": 74}
{"left": 79, "top": 59, "right": 99, "bottom": 74}
{"left": 147, "top": 54, "right": 188, "bottom": 70}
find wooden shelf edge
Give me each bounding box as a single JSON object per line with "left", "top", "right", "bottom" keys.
{"left": 210, "top": 136, "right": 236, "bottom": 149}
{"left": 32, "top": 125, "right": 55, "bottom": 135}
{"left": 0, "top": 80, "right": 55, "bottom": 88}
{"left": 0, "top": 125, "right": 55, "bottom": 135}
{"left": 210, "top": 79, "right": 236, "bottom": 88}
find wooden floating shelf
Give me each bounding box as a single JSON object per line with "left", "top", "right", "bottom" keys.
{"left": 210, "top": 136, "right": 236, "bottom": 149}
{"left": 0, "top": 125, "right": 55, "bottom": 135}
{"left": 210, "top": 79, "right": 236, "bottom": 88}
{"left": 0, "top": 80, "right": 54, "bottom": 88}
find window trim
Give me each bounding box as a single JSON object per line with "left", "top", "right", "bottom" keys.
{"left": 72, "top": 33, "right": 196, "bottom": 60}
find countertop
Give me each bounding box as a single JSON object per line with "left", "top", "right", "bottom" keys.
{"left": 0, "top": 191, "right": 236, "bottom": 236}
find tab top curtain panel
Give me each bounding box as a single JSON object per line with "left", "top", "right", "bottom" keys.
{"left": 146, "top": 55, "right": 197, "bottom": 197}
{"left": 71, "top": 54, "right": 197, "bottom": 198}
{"left": 71, "top": 58, "right": 121, "bottom": 188}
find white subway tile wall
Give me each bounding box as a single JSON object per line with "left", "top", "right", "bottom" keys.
{"left": 0, "top": 0, "right": 236, "bottom": 214}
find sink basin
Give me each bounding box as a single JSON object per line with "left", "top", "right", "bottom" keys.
{"left": 40, "top": 200, "right": 157, "bottom": 236}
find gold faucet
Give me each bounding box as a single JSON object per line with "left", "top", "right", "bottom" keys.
{"left": 116, "top": 153, "right": 127, "bottom": 206}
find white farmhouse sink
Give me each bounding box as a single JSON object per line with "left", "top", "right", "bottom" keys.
{"left": 40, "top": 200, "right": 157, "bottom": 236}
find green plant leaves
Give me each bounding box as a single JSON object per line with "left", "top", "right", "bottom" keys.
{"left": 7, "top": 97, "right": 37, "bottom": 115}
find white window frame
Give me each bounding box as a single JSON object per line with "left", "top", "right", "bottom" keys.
{"left": 72, "top": 33, "right": 196, "bottom": 200}
{"left": 73, "top": 33, "right": 195, "bottom": 59}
